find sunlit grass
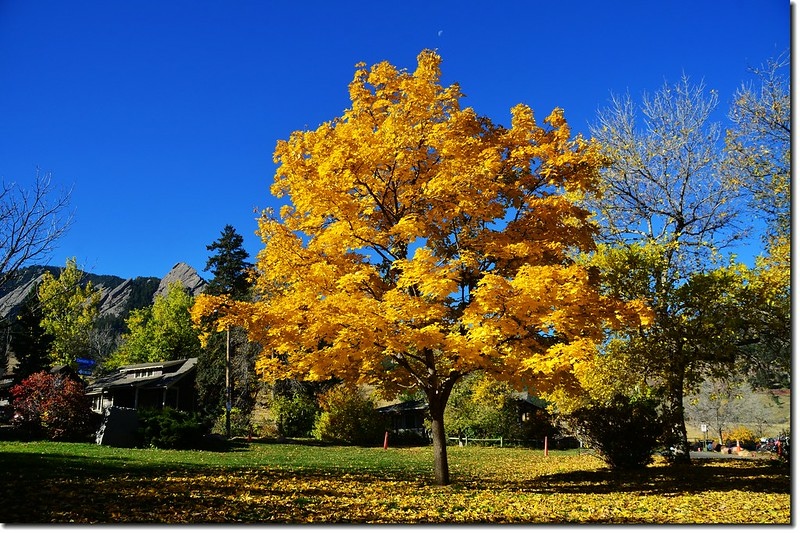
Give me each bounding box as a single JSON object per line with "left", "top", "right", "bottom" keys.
{"left": 0, "top": 440, "right": 789, "bottom": 523}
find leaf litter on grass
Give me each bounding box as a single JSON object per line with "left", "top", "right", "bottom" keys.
{"left": 0, "top": 442, "right": 789, "bottom": 524}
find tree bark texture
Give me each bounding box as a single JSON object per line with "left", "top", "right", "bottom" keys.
{"left": 427, "top": 393, "right": 450, "bottom": 486}
{"left": 664, "top": 360, "right": 691, "bottom": 464}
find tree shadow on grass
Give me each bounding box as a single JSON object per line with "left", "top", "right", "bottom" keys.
{"left": 1, "top": 448, "right": 789, "bottom": 523}
{"left": 0, "top": 451, "right": 247, "bottom": 523}
{"left": 0, "top": 447, "right": 429, "bottom": 523}
{"left": 523, "top": 459, "right": 790, "bottom": 496}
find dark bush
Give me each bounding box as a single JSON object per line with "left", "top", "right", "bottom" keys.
{"left": 136, "top": 408, "right": 207, "bottom": 450}
{"left": 566, "top": 394, "right": 662, "bottom": 470}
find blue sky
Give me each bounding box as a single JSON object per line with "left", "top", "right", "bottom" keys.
{"left": 0, "top": 1, "right": 790, "bottom": 280}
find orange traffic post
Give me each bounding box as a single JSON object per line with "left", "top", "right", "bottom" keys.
{"left": 383, "top": 431, "right": 389, "bottom": 450}
{"left": 544, "top": 436, "right": 548, "bottom": 457}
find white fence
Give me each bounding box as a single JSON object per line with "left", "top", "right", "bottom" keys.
{"left": 448, "top": 436, "right": 504, "bottom": 447}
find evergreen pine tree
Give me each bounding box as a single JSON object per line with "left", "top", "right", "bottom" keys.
{"left": 10, "top": 289, "right": 54, "bottom": 380}
{"left": 197, "top": 225, "right": 258, "bottom": 431}
{"left": 203, "top": 224, "right": 253, "bottom": 300}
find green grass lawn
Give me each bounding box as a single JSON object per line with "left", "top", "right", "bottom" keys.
{"left": 0, "top": 440, "right": 790, "bottom": 524}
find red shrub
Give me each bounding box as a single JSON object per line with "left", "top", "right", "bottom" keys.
{"left": 10, "top": 371, "right": 94, "bottom": 440}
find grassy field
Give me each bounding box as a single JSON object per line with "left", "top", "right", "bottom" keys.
{"left": 0, "top": 440, "right": 790, "bottom": 524}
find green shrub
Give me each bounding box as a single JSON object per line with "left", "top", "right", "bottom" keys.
{"left": 445, "top": 372, "right": 548, "bottom": 442}
{"left": 212, "top": 407, "right": 254, "bottom": 438}
{"left": 313, "top": 385, "right": 384, "bottom": 445}
{"left": 566, "top": 394, "right": 662, "bottom": 470}
{"left": 137, "top": 408, "right": 206, "bottom": 450}
{"left": 271, "top": 393, "right": 318, "bottom": 438}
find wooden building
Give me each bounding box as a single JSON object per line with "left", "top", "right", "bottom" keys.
{"left": 85, "top": 358, "right": 198, "bottom": 414}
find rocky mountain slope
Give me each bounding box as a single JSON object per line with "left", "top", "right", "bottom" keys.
{"left": 0, "top": 262, "right": 207, "bottom": 321}
{"left": 0, "top": 262, "right": 208, "bottom": 377}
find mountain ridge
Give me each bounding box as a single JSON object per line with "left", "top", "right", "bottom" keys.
{"left": 0, "top": 262, "right": 208, "bottom": 376}
{"left": 0, "top": 262, "right": 207, "bottom": 321}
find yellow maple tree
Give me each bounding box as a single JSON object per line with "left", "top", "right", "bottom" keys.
{"left": 193, "top": 50, "right": 649, "bottom": 485}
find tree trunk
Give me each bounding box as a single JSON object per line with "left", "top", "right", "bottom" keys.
{"left": 427, "top": 393, "right": 450, "bottom": 486}
{"left": 664, "top": 362, "right": 691, "bottom": 464}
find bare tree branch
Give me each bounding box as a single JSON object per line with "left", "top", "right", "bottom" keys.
{"left": 589, "top": 76, "right": 747, "bottom": 259}
{"left": 0, "top": 169, "right": 73, "bottom": 290}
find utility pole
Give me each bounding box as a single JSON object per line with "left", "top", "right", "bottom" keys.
{"left": 225, "top": 324, "right": 231, "bottom": 439}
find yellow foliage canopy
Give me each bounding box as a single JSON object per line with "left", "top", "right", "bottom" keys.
{"left": 38, "top": 258, "right": 100, "bottom": 368}
{"left": 193, "top": 50, "right": 649, "bottom": 404}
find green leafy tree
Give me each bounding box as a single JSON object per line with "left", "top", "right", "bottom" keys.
{"left": 195, "top": 335, "right": 226, "bottom": 422}
{"left": 445, "top": 372, "right": 533, "bottom": 442}
{"left": 566, "top": 393, "right": 662, "bottom": 470}
{"left": 586, "top": 76, "right": 752, "bottom": 461}
{"left": 265, "top": 379, "right": 336, "bottom": 439}
{"left": 38, "top": 258, "right": 100, "bottom": 368}
{"left": 270, "top": 391, "right": 319, "bottom": 439}
{"left": 104, "top": 281, "right": 201, "bottom": 369}
{"left": 733, "top": 262, "right": 790, "bottom": 391}
{"left": 136, "top": 408, "right": 207, "bottom": 450}
{"left": 580, "top": 244, "right": 759, "bottom": 459}
{"left": 196, "top": 327, "right": 261, "bottom": 429}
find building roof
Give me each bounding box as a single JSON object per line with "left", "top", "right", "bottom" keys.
{"left": 376, "top": 399, "right": 428, "bottom": 414}
{"left": 375, "top": 392, "right": 547, "bottom": 414}
{"left": 510, "top": 390, "right": 548, "bottom": 409}
{"left": 85, "top": 358, "right": 197, "bottom": 395}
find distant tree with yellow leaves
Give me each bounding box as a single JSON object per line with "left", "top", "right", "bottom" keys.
{"left": 38, "top": 258, "right": 100, "bottom": 369}
{"left": 193, "top": 50, "right": 649, "bottom": 485}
